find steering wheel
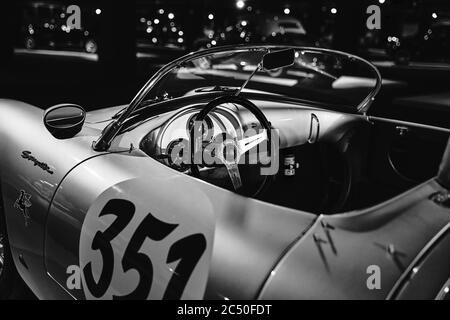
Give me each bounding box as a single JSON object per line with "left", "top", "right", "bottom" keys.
{"left": 190, "top": 95, "right": 275, "bottom": 197}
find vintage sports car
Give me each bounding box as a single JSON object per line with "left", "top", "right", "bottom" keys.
{"left": 0, "top": 45, "right": 449, "bottom": 300}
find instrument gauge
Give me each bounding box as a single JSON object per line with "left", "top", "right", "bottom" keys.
{"left": 187, "top": 114, "right": 214, "bottom": 142}
{"left": 166, "top": 138, "right": 190, "bottom": 171}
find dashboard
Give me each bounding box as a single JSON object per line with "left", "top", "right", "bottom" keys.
{"left": 138, "top": 98, "right": 370, "bottom": 209}
{"left": 140, "top": 99, "right": 369, "bottom": 168}
{"left": 134, "top": 96, "right": 449, "bottom": 214}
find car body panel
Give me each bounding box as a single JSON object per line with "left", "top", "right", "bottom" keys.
{"left": 45, "top": 149, "right": 316, "bottom": 299}
{"left": 0, "top": 45, "right": 449, "bottom": 300}
{"left": 85, "top": 105, "right": 124, "bottom": 125}
{"left": 0, "top": 99, "right": 108, "bottom": 298}
{"left": 259, "top": 179, "right": 450, "bottom": 299}
{"left": 1, "top": 96, "right": 450, "bottom": 300}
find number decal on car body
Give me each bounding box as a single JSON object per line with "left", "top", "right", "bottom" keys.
{"left": 82, "top": 199, "right": 207, "bottom": 300}
{"left": 79, "top": 179, "right": 213, "bottom": 300}
{"left": 83, "top": 199, "right": 135, "bottom": 298}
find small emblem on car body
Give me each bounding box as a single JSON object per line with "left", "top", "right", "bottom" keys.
{"left": 21, "top": 151, "right": 54, "bottom": 174}
{"left": 14, "top": 190, "right": 32, "bottom": 227}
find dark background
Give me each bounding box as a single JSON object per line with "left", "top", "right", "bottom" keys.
{"left": 0, "top": 0, "right": 450, "bottom": 128}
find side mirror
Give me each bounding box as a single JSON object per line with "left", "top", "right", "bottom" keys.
{"left": 262, "top": 48, "right": 295, "bottom": 71}
{"left": 43, "top": 103, "right": 86, "bottom": 139}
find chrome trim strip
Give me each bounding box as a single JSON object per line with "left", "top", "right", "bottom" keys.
{"left": 255, "top": 215, "right": 321, "bottom": 299}
{"left": 435, "top": 278, "right": 450, "bottom": 300}
{"left": 386, "top": 222, "right": 450, "bottom": 299}
{"left": 46, "top": 271, "right": 78, "bottom": 300}
{"left": 369, "top": 116, "right": 450, "bottom": 133}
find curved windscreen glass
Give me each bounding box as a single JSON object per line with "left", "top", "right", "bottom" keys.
{"left": 143, "top": 46, "right": 380, "bottom": 113}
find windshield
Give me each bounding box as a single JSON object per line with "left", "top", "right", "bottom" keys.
{"left": 141, "top": 46, "right": 381, "bottom": 113}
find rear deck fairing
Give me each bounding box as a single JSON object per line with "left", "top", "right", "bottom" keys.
{"left": 259, "top": 179, "right": 450, "bottom": 299}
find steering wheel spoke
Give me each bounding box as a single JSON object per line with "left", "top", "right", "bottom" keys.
{"left": 237, "top": 131, "right": 268, "bottom": 154}
{"left": 223, "top": 161, "right": 243, "bottom": 191}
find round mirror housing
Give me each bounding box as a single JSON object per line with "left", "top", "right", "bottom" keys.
{"left": 43, "top": 104, "right": 86, "bottom": 139}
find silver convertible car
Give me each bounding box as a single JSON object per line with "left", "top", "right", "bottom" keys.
{"left": 0, "top": 45, "right": 449, "bottom": 300}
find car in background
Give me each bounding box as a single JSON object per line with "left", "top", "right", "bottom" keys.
{"left": 386, "top": 19, "right": 450, "bottom": 65}
{"left": 19, "top": 1, "right": 99, "bottom": 54}
{"left": 192, "top": 14, "right": 318, "bottom": 51}
{"left": 135, "top": 8, "right": 187, "bottom": 62}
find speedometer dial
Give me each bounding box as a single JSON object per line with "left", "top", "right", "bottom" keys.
{"left": 187, "top": 114, "right": 214, "bottom": 142}
{"left": 166, "top": 138, "right": 190, "bottom": 171}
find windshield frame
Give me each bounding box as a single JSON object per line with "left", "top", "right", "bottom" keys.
{"left": 92, "top": 44, "right": 382, "bottom": 151}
